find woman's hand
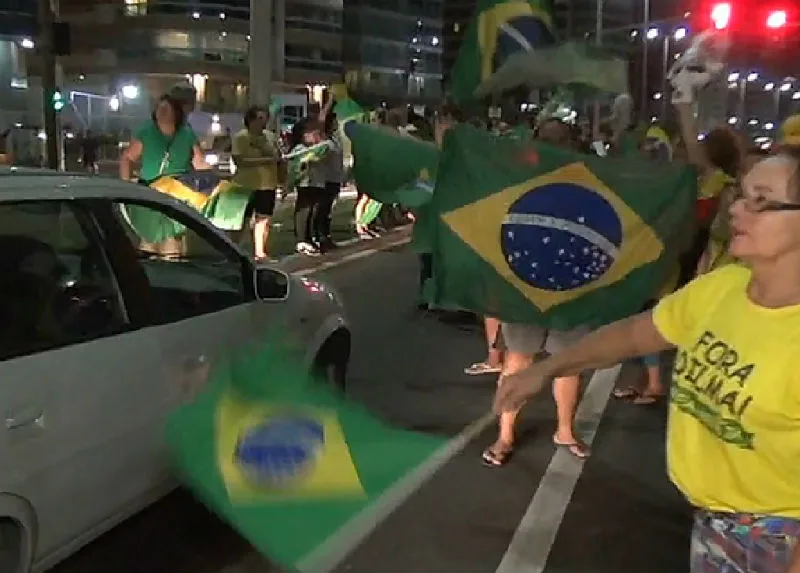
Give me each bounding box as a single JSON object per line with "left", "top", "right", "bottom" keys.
{"left": 493, "top": 361, "right": 553, "bottom": 414}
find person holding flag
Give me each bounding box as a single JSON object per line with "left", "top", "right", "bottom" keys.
{"left": 231, "top": 105, "right": 282, "bottom": 260}
{"left": 119, "top": 94, "right": 209, "bottom": 255}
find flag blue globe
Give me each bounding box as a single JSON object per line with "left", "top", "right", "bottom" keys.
{"left": 235, "top": 416, "right": 325, "bottom": 488}
{"left": 500, "top": 183, "right": 623, "bottom": 292}
{"left": 494, "top": 14, "right": 556, "bottom": 73}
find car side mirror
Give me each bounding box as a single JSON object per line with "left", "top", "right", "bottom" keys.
{"left": 253, "top": 265, "right": 289, "bottom": 301}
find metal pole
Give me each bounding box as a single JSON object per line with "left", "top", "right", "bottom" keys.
{"left": 593, "top": 0, "right": 603, "bottom": 129}
{"left": 38, "top": 0, "right": 59, "bottom": 170}
{"left": 249, "top": 0, "right": 273, "bottom": 105}
{"left": 661, "top": 34, "right": 669, "bottom": 118}
{"left": 640, "top": 0, "right": 650, "bottom": 122}
{"left": 738, "top": 81, "right": 746, "bottom": 124}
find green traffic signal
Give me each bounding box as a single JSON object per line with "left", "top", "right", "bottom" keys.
{"left": 52, "top": 89, "right": 65, "bottom": 112}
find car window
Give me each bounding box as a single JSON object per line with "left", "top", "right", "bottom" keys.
{"left": 111, "top": 201, "right": 249, "bottom": 324}
{"left": 0, "top": 201, "right": 128, "bottom": 361}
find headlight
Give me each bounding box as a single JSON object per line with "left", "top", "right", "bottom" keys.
{"left": 205, "top": 153, "right": 219, "bottom": 166}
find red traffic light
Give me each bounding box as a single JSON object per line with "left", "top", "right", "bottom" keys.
{"left": 766, "top": 10, "right": 787, "bottom": 28}
{"left": 711, "top": 2, "right": 732, "bottom": 29}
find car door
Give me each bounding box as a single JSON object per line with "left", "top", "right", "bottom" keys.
{"left": 98, "top": 198, "right": 284, "bottom": 411}
{"left": 0, "top": 199, "right": 164, "bottom": 563}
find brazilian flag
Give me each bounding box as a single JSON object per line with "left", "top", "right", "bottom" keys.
{"left": 430, "top": 125, "right": 697, "bottom": 329}
{"left": 166, "top": 342, "right": 443, "bottom": 570}
{"left": 127, "top": 172, "right": 251, "bottom": 242}
{"left": 449, "top": 0, "right": 556, "bottom": 103}
{"left": 345, "top": 122, "right": 438, "bottom": 209}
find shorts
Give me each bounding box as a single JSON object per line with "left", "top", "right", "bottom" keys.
{"left": 690, "top": 510, "right": 800, "bottom": 573}
{"left": 244, "top": 189, "right": 277, "bottom": 219}
{"left": 498, "top": 322, "right": 589, "bottom": 356}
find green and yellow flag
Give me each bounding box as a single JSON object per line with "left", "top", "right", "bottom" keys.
{"left": 430, "top": 125, "right": 697, "bottom": 328}
{"left": 166, "top": 343, "right": 443, "bottom": 569}
{"left": 449, "top": 0, "right": 556, "bottom": 103}
{"left": 345, "top": 122, "right": 438, "bottom": 209}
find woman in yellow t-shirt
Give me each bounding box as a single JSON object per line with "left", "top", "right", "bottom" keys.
{"left": 494, "top": 150, "right": 800, "bottom": 572}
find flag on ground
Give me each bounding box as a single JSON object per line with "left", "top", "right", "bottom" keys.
{"left": 166, "top": 343, "right": 444, "bottom": 569}
{"left": 449, "top": 0, "right": 556, "bottom": 103}
{"left": 430, "top": 125, "right": 697, "bottom": 329}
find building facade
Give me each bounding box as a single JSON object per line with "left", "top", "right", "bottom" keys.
{"left": 343, "top": 0, "right": 444, "bottom": 105}
{"left": 17, "top": 0, "right": 343, "bottom": 130}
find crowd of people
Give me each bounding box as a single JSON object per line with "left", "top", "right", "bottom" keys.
{"left": 434, "top": 97, "right": 800, "bottom": 571}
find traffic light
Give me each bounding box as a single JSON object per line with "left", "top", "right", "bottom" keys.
{"left": 710, "top": 2, "right": 732, "bottom": 30}
{"left": 52, "top": 89, "right": 65, "bottom": 112}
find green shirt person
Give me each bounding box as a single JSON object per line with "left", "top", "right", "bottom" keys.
{"left": 119, "top": 94, "right": 207, "bottom": 183}
{"left": 119, "top": 94, "right": 208, "bottom": 248}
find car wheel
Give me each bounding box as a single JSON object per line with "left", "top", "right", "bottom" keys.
{"left": 0, "top": 519, "right": 24, "bottom": 573}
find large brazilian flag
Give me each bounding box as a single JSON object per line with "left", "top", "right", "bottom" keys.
{"left": 166, "top": 342, "right": 444, "bottom": 570}
{"left": 430, "top": 125, "right": 697, "bottom": 329}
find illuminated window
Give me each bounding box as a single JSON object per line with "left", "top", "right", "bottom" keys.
{"left": 453, "top": 22, "right": 460, "bottom": 33}
{"left": 124, "top": 0, "right": 146, "bottom": 16}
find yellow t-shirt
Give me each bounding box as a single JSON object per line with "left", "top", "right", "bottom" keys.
{"left": 232, "top": 128, "right": 280, "bottom": 190}
{"left": 653, "top": 264, "right": 800, "bottom": 518}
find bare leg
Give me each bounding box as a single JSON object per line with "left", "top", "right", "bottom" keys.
{"left": 252, "top": 215, "right": 271, "bottom": 260}
{"left": 482, "top": 352, "right": 531, "bottom": 466}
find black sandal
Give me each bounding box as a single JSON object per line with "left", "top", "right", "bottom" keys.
{"left": 481, "top": 443, "right": 513, "bottom": 467}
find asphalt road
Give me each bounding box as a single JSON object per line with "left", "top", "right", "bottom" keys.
{"left": 49, "top": 236, "right": 693, "bottom": 573}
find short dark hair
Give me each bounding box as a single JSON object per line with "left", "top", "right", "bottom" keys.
{"left": 151, "top": 94, "right": 185, "bottom": 130}
{"left": 244, "top": 105, "right": 266, "bottom": 128}
{"left": 705, "top": 127, "right": 742, "bottom": 178}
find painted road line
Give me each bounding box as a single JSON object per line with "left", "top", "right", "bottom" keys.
{"left": 494, "top": 365, "right": 622, "bottom": 573}
{"left": 295, "top": 412, "right": 498, "bottom": 573}
{"left": 292, "top": 235, "right": 412, "bottom": 276}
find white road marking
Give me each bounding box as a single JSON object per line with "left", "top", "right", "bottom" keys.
{"left": 292, "top": 235, "right": 411, "bottom": 276}
{"left": 494, "top": 365, "right": 622, "bottom": 573}
{"left": 296, "top": 412, "right": 497, "bottom": 573}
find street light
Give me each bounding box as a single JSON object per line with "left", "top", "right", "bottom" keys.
{"left": 108, "top": 95, "right": 120, "bottom": 111}
{"left": 653, "top": 92, "right": 662, "bottom": 100}
{"left": 711, "top": 3, "right": 732, "bottom": 30}
{"left": 20, "top": 38, "right": 34, "bottom": 49}
{"left": 765, "top": 82, "right": 775, "bottom": 91}
{"left": 747, "top": 72, "right": 758, "bottom": 82}
{"left": 121, "top": 85, "right": 139, "bottom": 100}
{"left": 646, "top": 27, "right": 659, "bottom": 39}
{"left": 728, "top": 116, "right": 738, "bottom": 125}
{"left": 793, "top": 92, "right": 800, "bottom": 100}
{"left": 673, "top": 27, "right": 687, "bottom": 40}
{"left": 728, "top": 72, "right": 740, "bottom": 82}
{"left": 781, "top": 82, "right": 793, "bottom": 92}
{"left": 766, "top": 10, "right": 787, "bottom": 29}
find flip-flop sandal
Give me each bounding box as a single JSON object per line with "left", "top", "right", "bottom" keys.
{"left": 481, "top": 444, "right": 514, "bottom": 467}
{"left": 553, "top": 436, "right": 591, "bottom": 459}
{"left": 465, "top": 361, "right": 502, "bottom": 376}
{"left": 631, "top": 393, "right": 665, "bottom": 406}
{"left": 612, "top": 387, "right": 640, "bottom": 399}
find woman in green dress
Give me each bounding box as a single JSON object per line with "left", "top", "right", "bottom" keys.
{"left": 119, "top": 94, "right": 208, "bottom": 254}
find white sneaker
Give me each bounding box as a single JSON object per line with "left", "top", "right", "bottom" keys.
{"left": 296, "top": 241, "right": 320, "bottom": 256}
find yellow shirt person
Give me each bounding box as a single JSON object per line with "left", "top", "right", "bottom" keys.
{"left": 232, "top": 127, "right": 281, "bottom": 191}
{"left": 653, "top": 264, "right": 800, "bottom": 518}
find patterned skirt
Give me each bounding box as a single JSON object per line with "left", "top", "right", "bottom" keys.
{"left": 691, "top": 510, "right": 800, "bottom": 573}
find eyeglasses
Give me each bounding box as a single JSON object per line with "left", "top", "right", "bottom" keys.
{"left": 732, "top": 187, "right": 800, "bottom": 214}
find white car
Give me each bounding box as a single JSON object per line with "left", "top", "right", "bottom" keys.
{"left": 0, "top": 169, "right": 350, "bottom": 573}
